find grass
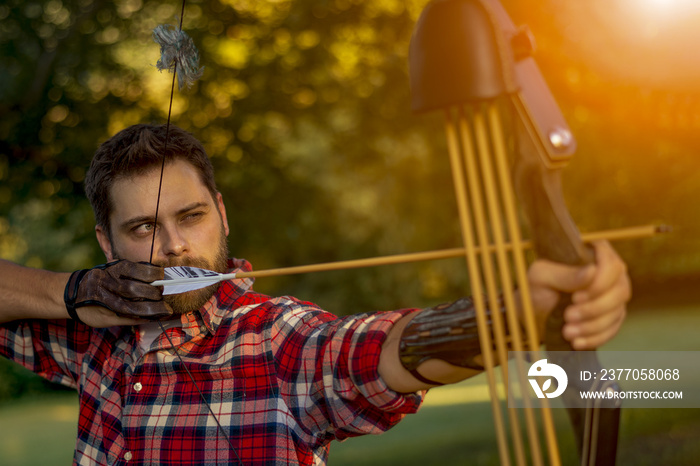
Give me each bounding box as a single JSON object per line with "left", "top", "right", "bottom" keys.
{"left": 0, "top": 392, "right": 77, "bottom": 466}
{"left": 0, "top": 305, "right": 698, "bottom": 465}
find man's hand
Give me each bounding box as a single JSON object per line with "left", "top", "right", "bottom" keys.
{"left": 527, "top": 240, "right": 630, "bottom": 350}
{"left": 65, "top": 260, "right": 173, "bottom": 327}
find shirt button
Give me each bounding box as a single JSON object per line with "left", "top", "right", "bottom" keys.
{"left": 124, "top": 451, "right": 133, "bottom": 461}
{"left": 133, "top": 382, "right": 143, "bottom": 392}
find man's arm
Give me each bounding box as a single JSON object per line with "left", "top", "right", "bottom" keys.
{"left": 0, "top": 259, "right": 71, "bottom": 322}
{"left": 0, "top": 259, "right": 169, "bottom": 326}
{"left": 378, "top": 240, "right": 630, "bottom": 393}
{"left": 378, "top": 312, "right": 479, "bottom": 393}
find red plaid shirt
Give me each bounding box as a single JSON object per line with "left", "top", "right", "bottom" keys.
{"left": 0, "top": 259, "right": 423, "bottom": 465}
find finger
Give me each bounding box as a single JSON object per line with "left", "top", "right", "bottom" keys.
{"left": 75, "top": 306, "right": 145, "bottom": 328}
{"left": 111, "top": 260, "right": 165, "bottom": 283}
{"left": 572, "top": 241, "right": 627, "bottom": 304}
{"left": 562, "top": 269, "right": 629, "bottom": 350}
{"left": 563, "top": 301, "right": 626, "bottom": 341}
{"left": 116, "top": 301, "right": 173, "bottom": 320}
{"left": 108, "top": 276, "right": 164, "bottom": 302}
{"left": 528, "top": 259, "right": 596, "bottom": 294}
{"left": 126, "top": 281, "right": 164, "bottom": 302}
{"left": 566, "top": 271, "right": 631, "bottom": 323}
{"left": 109, "top": 315, "right": 148, "bottom": 326}
{"left": 566, "top": 308, "right": 626, "bottom": 350}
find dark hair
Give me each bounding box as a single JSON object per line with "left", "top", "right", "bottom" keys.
{"left": 84, "top": 124, "right": 218, "bottom": 234}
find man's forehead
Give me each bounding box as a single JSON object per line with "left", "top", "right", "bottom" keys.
{"left": 108, "top": 160, "right": 213, "bottom": 219}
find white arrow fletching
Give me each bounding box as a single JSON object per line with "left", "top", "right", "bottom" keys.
{"left": 151, "top": 266, "right": 238, "bottom": 295}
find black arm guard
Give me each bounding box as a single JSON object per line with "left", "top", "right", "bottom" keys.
{"left": 399, "top": 296, "right": 518, "bottom": 385}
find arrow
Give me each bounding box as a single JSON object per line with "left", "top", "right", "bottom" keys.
{"left": 150, "top": 224, "right": 667, "bottom": 295}
{"left": 151, "top": 266, "right": 238, "bottom": 295}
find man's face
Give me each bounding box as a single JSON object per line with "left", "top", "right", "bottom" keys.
{"left": 95, "top": 159, "right": 230, "bottom": 315}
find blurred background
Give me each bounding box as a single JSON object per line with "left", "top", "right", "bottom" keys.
{"left": 0, "top": 0, "right": 699, "bottom": 464}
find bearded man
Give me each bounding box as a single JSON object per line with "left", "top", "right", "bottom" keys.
{"left": 0, "top": 124, "right": 630, "bottom": 465}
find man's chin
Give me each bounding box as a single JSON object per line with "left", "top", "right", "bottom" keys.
{"left": 164, "top": 283, "right": 219, "bottom": 315}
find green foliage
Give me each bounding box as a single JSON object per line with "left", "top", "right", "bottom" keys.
{"left": 0, "top": 358, "right": 70, "bottom": 403}
{"left": 1, "top": 3, "right": 699, "bottom": 461}
{"left": 0, "top": 0, "right": 698, "bottom": 318}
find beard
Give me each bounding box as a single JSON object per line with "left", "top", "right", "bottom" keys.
{"left": 157, "top": 229, "right": 230, "bottom": 315}
{"left": 111, "top": 224, "right": 230, "bottom": 316}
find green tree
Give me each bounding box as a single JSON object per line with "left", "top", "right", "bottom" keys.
{"left": 1, "top": 0, "right": 699, "bottom": 319}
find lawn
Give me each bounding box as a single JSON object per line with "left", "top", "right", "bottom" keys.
{"left": 0, "top": 306, "right": 698, "bottom": 465}
{"left": 0, "top": 392, "right": 77, "bottom": 465}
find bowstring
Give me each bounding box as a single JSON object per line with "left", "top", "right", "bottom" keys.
{"left": 149, "top": 1, "right": 243, "bottom": 463}
{"left": 147, "top": 0, "right": 186, "bottom": 264}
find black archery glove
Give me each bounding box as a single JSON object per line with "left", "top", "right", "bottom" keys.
{"left": 64, "top": 260, "right": 173, "bottom": 324}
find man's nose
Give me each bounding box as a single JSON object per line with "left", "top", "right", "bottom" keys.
{"left": 158, "top": 224, "right": 188, "bottom": 257}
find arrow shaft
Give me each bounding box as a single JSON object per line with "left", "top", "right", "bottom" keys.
{"left": 150, "top": 224, "right": 664, "bottom": 292}
{"left": 234, "top": 224, "right": 663, "bottom": 279}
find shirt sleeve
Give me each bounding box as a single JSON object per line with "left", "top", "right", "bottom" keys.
{"left": 268, "top": 298, "right": 425, "bottom": 445}
{"left": 0, "top": 318, "right": 90, "bottom": 389}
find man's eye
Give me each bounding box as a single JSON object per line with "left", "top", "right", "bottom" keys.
{"left": 184, "top": 212, "right": 204, "bottom": 222}
{"left": 134, "top": 223, "right": 155, "bottom": 235}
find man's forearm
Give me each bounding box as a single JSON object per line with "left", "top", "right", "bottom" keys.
{"left": 1, "top": 259, "right": 172, "bottom": 328}
{"left": 0, "top": 259, "right": 70, "bottom": 323}
{"left": 378, "top": 313, "right": 481, "bottom": 393}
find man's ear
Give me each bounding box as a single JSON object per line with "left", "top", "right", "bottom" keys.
{"left": 216, "top": 192, "right": 230, "bottom": 236}
{"left": 95, "top": 225, "right": 116, "bottom": 261}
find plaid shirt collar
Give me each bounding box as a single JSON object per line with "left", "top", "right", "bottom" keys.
{"left": 160, "top": 258, "right": 255, "bottom": 340}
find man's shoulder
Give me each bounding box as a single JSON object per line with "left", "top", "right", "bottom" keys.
{"left": 221, "top": 292, "right": 335, "bottom": 328}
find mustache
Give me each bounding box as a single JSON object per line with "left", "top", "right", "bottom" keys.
{"left": 152, "top": 257, "right": 213, "bottom": 270}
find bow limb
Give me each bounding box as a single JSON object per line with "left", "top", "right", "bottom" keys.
{"left": 511, "top": 94, "right": 622, "bottom": 466}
